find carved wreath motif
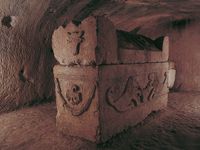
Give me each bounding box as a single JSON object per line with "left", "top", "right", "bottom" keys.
{"left": 106, "top": 72, "right": 165, "bottom": 113}
{"left": 65, "top": 84, "right": 82, "bottom": 106}
{"left": 56, "top": 79, "right": 96, "bottom": 116}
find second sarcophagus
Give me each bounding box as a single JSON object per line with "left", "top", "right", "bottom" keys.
{"left": 52, "top": 16, "right": 169, "bottom": 143}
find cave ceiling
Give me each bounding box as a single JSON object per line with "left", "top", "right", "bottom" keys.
{"left": 69, "top": 0, "right": 200, "bottom": 36}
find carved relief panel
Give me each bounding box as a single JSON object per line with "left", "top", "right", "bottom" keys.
{"left": 66, "top": 31, "right": 85, "bottom": 56}
{"left": 106, "top": 72, "right": 168, "bottom": 113}
{"left": 52, "top": 17, "right": 97, "bottom": 66}
{"left": 56, "top": 78, "right": 96, "bottom": 116}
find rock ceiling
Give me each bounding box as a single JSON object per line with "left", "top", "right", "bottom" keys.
{"left": 44, "top": 0, "right": 200, "bottom": 38}
{"left": 70, "top": 0, "right": 200, "bottom": 36}
{"left": 94, "top": 0, "right": 200, "bottom": 31}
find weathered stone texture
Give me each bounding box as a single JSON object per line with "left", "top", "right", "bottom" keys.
{"left": 98, "top": 63, "right": 168, "bottom": 141}
{"left": 52, "top": 16, "right": 118, "bottom": 66}
{"left": 0, "top": 0, "right": 95, "bottom": 113}
{"left": 169, "top": 22, "right": 200, "bottom": 91}
{"left": 118, "top": 35, "right": 169, "bottom": 63}
{"left": 54, "top": 66, "right": 100, "bottom": 142}
{"left": 52, "top": 16, "right": 169, "bottom": 67}
{"left": 53, "top": 16, "right": 97, "bottom": 66}
{"left": 52, "top": 15, "right": 170, "bottom": 143}
{"left": 54, "top": 63, "right": 169, "bottom": 143}
{"left": 0, "top": 0, "right": 53, "bottom": 113}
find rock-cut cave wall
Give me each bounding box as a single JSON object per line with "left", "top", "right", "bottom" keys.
{"left": 0, "top": 0, "right": 55, "bottom": 113}
{"left": 1, "top": 0, "right": 200, "bottom": 114}
{"left": 140, "top": 19, "right": 200, "bottom": 92}
{"left": 169, "top": 22, "right": 200, "bottom": 91}
{"left": 0, "top": 0, "right": 103, "bottom": 114}
{"left": 144, "top": 20, "right": 200, "bottom": 91}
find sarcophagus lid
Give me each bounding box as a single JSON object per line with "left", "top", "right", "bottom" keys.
{"left": 52, "top": 16, "right": 169, "bottom": 66}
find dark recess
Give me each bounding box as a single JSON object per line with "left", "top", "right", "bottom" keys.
{"left": 1, "top": 16, "right": 12, "bottom": 28}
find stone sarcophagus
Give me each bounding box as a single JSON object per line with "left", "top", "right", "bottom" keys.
{"left": 52, "top": 16, "right": 169, "bottom": 143}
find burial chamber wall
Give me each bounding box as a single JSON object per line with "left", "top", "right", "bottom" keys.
{"left": 0, "top": 0, "right": 91, "bottom": 113}
{"left": 137, "top": 19, "right": 200, "bottom": 92}
{"left": 0, "top": 0, "right": 53, "bottom": 113}
{"left": 169, "top": 22, "right": 200, "bottom": 91}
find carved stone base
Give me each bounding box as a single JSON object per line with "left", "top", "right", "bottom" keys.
{"left": 54, "top": 62, "right": 169, "bottom": 143}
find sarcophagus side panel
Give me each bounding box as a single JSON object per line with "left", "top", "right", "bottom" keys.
{"left": 54, "top": 66, "right": 100, "bottom": 142}
{"left": 98, "top": 63, "right": 169, "bottom": 142}
{"left": 52, "top": 16, "right": 170, "bottom": 143}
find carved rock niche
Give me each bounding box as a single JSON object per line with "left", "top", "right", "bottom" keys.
{"left": 52, "top": 16, "right": 169, "bottom": 143}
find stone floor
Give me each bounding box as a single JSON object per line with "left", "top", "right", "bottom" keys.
{"left": 0, "top": 92, "right": 200, "bottom": 150}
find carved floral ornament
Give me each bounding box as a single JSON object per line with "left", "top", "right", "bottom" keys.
{"left": 106, "top": 72, "right": 167, "bottom": 113}
{"left": 56, "top": 78, "right": 96, "bottom": 116}
{"left": 55, "top": 72, "right": 167, "bottom": 115}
